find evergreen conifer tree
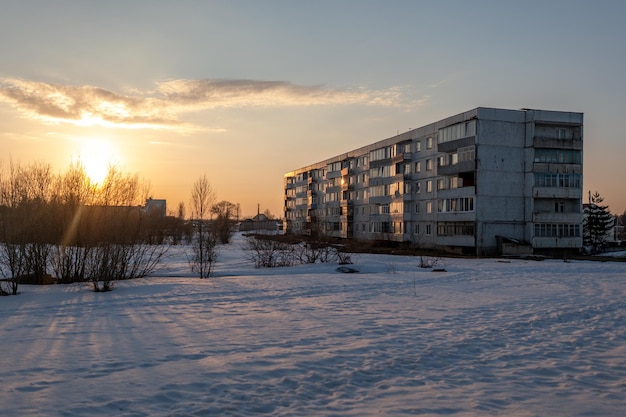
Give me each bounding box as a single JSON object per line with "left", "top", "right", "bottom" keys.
{"left": 583, "top": 191, "right": 613, "bottom": 253}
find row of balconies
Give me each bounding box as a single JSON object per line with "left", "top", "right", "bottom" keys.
{"left": 533, "top": 186, "right": 581, "bottom": 199}
{"left": 533, "top": 136, "right": 583, "bottom": 150}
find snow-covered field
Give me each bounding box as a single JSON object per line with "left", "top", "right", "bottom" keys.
{"left": 1, "top": 235, "right": 625, "bottom": 416}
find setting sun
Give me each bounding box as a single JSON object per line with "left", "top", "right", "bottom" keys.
{"left": 76, "top": 139, "right": 121, "bottom": 184}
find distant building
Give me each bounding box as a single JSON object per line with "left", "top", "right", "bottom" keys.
{"left": 239, "top": 214, "right": 280, "bottom": 232}
{"left": 145, "top": 198, "right": 167, "bottom": 217}
{"left": 284, "top": 107, "right": 584, "bottom": 255}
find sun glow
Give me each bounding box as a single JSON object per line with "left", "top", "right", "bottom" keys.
{"left": 76, "top": 139, "right": 121, "bottom": 184}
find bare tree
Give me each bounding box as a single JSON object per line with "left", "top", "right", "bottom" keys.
{"left": 85, "top": 167, "right": 167, "bottom": 291}
{"left": 189, "top": 174, "right": 218, "bottom": 278}
{"left": 0, "top": 161, "right": 56, "bottom": 294}
{"left": 177, "top": 202, "right": 186, "bottom": 219}
{"left": 212, "top": 200, "right": 238, "bottom": 244}
{"left": 50, "top": 163, "right": 94, "bottom": 284}
{"left": 0, "top": 161, "right": 169, "bottom": 293}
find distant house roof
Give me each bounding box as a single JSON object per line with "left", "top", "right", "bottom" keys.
{"left": 239, "top": 214, "right": 279, "bottom": 231}
{"left": 241, "top": 214, "right": 270, "bottom": 222}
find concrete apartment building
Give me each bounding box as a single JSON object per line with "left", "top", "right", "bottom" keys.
{"left": 283, "top": 107, "right": 584, "bottom": 255}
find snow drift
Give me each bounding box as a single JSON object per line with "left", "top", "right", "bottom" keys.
{"left": 1, "top": 236, "right": 625, "bottom": 416}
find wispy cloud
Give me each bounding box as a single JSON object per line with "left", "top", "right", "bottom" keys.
{"left": 0, "top": 77, "right": 409, "bottom": 132}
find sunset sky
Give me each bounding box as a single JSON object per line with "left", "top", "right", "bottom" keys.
{"left": 1, "top": 1, "right": 625, "bottom": 217}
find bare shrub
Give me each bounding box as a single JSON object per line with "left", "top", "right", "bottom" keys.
{"left": 418, "top": 255, "right": 441, "bottom": 269}
{"left": 336, "top": 249, "right": 353, "bottom": 265}
{"left": 245, "top": 236, "right": 293, "bottom": 268}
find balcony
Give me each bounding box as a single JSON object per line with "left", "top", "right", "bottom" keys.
{"left": 532, "top": 236, "right": 582, "bottom": 249}
{"left": 438, "top": 160, "right": 475, "bottom": 176}
{"left": 532, "top": 212, "right": 582, "bottom": 223}
{"left": 436, "top": 211, "right": 476, "bottom": 222}
{"left": 534, "top": 136, "right": 583, "bottom": 150}
{"left": 533, "top": 187, "right": 582, "bottom": 199}
{"left": 391, "top": 152, "right": 411, "bottom": 163}
{"left": 437, "top": 136, "right": 475, "bottom": 153}
{"left": 437, "top": 186, "right": 476, "bottom": 199}
{"left": 326, "top": 170, "right": 341, "bottom": 179}
{"left": 533, "top": 163, "right": 582, "bottom": 174}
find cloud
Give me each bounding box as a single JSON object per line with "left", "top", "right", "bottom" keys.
{"left": 0, "top": 77, "right": 409, "bottom": 132}
{"left": 0, "top": 78, "right": 182, "bottom": 130}
{"left": 155, "top": 79, "right": 401, "bottom": 108}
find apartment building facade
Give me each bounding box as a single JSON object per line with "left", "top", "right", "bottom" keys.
{"left": 283, "top": 107, "right": 584, "bottom": 255}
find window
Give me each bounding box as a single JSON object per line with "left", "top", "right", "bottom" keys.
{"left": 534, "top": 223, "right": 580, "bottom": 238}
{"left": 427, "top": 180, "right": 432, "bottom": 193}
{"left": 369, "top": 221, "right": 393, "bottom": 234}
{"left": 426, "top": 201, "right": 432, "bottom": 213}
{"left": 370, "top": 146, "right": 393, "bottom": 162}
{"left": 416, "top": 141, "right": 421, "bottom": 152}
{"left": 458, "top": 146, "right": 475, "bottom": 163}
{"left": 437, "top": 197, "right": 474, "bottom": 212}
{"left": 370, "top": 165, "right": 392, "bottom": 178}
{"left": 438, "top": 120, "right": 476, "bottom": 144}
{"left": 437, "top": 222, "right": 475, "bottom": 236}
{"left": 534, "top": 173, "right": 581, "bottom": 188}
{"left": 449, "top": 176, "right": 462, "bottom": 189}
{"left": 416, "top": 182, "right": 421, "bottom": 194}
{"left": 327, "top": 161, "right": 341, "bottom": 172}
{"left": 555, "top": 202, "right": 565, "bottom": 213}
{"left": 426, "top": 159, "right": 433, "bottom": 171}
{"left": 370, "top": 185, "right": 387, "bottom": 197}
{"left": 401, "top": 163, "right": 411, "bottom": 174}
{"left": 426, "top": 224, "right": 432, "bottom": 235}
{"left": 415, "top": 161, "right": 421, "bottom": 173}
{"left": 426, "top": 137, "right": 433, "bottom": 149}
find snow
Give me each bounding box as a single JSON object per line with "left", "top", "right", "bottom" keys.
{"left": 1, "top": 234, "right": 625, "bottom": 416}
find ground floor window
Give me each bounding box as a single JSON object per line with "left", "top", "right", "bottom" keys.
{"left": 437, "top": 222, "right": 475, "bottom": 236}
{"left": 534, "top": 223, "right": 580, "bottom": 238}
{"left": 369, "top": 221, "right": 403, "bottom": 234}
